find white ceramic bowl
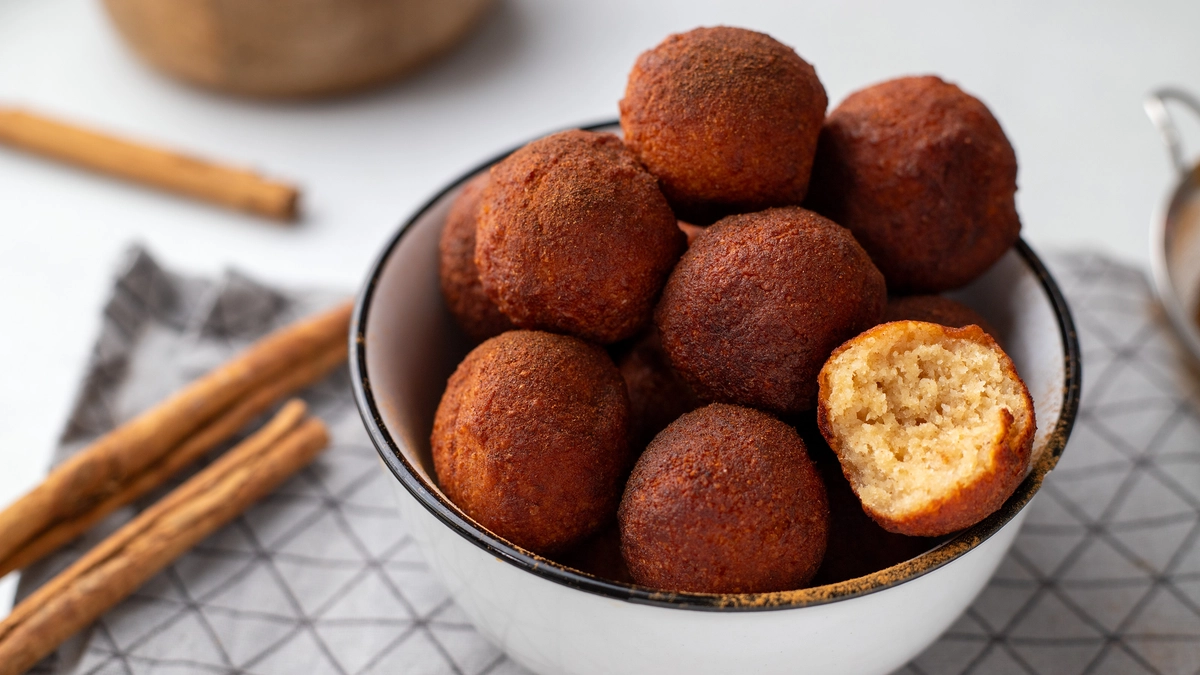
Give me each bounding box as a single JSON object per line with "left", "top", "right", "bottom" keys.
{"left": 350, "top": 123, "right": 1082, "bottom": 675}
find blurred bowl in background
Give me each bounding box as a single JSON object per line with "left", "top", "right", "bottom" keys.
{"left": 103, "top": 0, "right": 493, "bottom": 98}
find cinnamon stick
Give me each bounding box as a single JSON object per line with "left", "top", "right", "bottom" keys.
{"left": 0, "top": 401, "right": 329, "bottom": 675}
{"left": 0, "top": 301, "right": 351, "bottom": 570}
{"left": 0, "top": 338, "right": 347, "bottom": 578}
{"left": 0, "top": 107, "right": 299, "bottom": 220}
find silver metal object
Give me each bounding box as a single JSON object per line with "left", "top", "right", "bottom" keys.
{"left": 1145, "top": 88, "right": 1200, "bottom": 363}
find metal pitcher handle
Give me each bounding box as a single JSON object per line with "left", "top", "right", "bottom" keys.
{"left": 1145, "top": 88, "right": 1200, "bottom": 177}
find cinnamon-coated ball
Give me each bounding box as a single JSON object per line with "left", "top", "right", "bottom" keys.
{"left": 617, "top": 327, "right": 702, "bottom": 452}
{"left": 807, "top": 76, "right": 1020, "bottom": 292}
{"left": 656, "top": 206, "right": 885, "bottom": 414}
{"left": 883, "top": 294, "right": 998, "bottom": 340}
{"left": 432, "top": 330, "right": 631, "bottom": 554}
{"left": 477, "top": 130, "right": 684, "bottom": 344}
{"left": 438, "top": 172, "right": 515, "bottom": 342}
{"left": 619, "top": 403, "right": 829, "bottom": 593}
{"left": 620, "top": 26, "right": 827, "bottom": 223}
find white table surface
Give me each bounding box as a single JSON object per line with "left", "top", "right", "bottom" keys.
{"left": 2, "top": 0, "right": 1198, "bottom": 614}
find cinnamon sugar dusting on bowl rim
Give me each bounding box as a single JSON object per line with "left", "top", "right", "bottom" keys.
{"left": 513, "top": 428, "right": 1064, "bottom": 610}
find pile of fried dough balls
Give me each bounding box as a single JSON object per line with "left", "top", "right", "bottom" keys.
{"left": 433, "top": 26, "right": 1035, "bottom": 594}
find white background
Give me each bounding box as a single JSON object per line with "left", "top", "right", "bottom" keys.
{"left": 2, "top": 0, "right": 1199, "bottom": 614}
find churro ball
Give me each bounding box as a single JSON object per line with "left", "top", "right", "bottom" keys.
{"left": 477, "top": 130, "right": 684, "bottom": 344}
{"left": 620, "top": 26, "right": 827, "bottom": 223}
{"left": 618, "top": 404, "right": 829, "bottom": 594}
{"left": 431, "top": 330, "right": 631, "bottom": 554}
{"left": 617, "top": 327, "right": 701, "bottom": 452}
{"left": 656, "top": 206, "right": 886, "bottom": 414}
{"left": 438, "top": 172, "right": 515, "bottom": 342}
{"left": 806, "top": 76, "right": 1020, "bottom": 293}
{"left": 816, "top": 321, "right": 1035, "bottom": 537}
{"left": 884, "top": 295, "right": 998, "bottom": 340}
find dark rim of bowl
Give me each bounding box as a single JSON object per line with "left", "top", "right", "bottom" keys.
{"left": 349, "top": 120, "right": 1083, "bottom": 612}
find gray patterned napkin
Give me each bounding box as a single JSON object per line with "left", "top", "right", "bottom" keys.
{"left": 898, "top": 254, "right": 1200, "bottom": 675}
{"left": 14, "top": 247, "right": 1200, "bottom": 675}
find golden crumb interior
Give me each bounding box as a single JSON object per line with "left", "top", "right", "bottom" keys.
{"left": 823, "top": 324, "right": 1029, "bottom": 520}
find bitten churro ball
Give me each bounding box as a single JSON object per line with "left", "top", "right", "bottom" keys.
{"left": 432, "top": 330, "right": 631, "bottom": 555}
{"left": 477, "top": 130, "right": 684, "bottom": 344}
{"left": 619, "top": 404, "right": 829, "bottom": 594}
{"left": 816, "top": 321, "right": 1035, "bottom": 537}
{"left": 806, "top": 76, "right": 1020, "bottom": 293}
{"left": 801, "top": 424, "right": 944, "bottom": 586}
{"left": 883, "top": 295, "right": 998, "bottom": 340}
{"left": 438, "top": 172, "right": 515, "bottom": 342}
{"left": 617, "top": 327, "right": 701, "bottom": 452}
{"left": 656, "top": 206, "right": 886, "bottom": 414}
{"left": 620, "top": 26, "right": 828, "bottom": 223}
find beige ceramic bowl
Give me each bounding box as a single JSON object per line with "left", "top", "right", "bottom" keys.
{"left": 103, "top": 0, "right": 493, "bottom": 98}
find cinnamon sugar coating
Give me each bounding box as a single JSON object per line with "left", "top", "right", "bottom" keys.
{"left": 656, "top": 206, "right": 886, "bottom": 414}
{"left": 620, "top": 26, "right": 827, "bottom": 223}
{"left": 883, "top": 295, "right": 998, "bottom": 340}
{"left": 431, "top": 331, "right": 631, "bottom": 555}
{"left": 617, "top": 327, "right": 702, "bottom": 452}
{"left": 476, "top": 130, "right": 684, "bottom": 344}
{"left": 438, "top": 172, "right": 516, "bottom": 342}
{"left": 807, "top": 76, "right": 1020, "bottom": 293}
{"left": 618, "top": 403, "right": 829, "bottom": 593}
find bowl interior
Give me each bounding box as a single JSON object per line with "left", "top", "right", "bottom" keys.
{"left": 353, "top": 125, "right": 1081, "bottom": 610}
